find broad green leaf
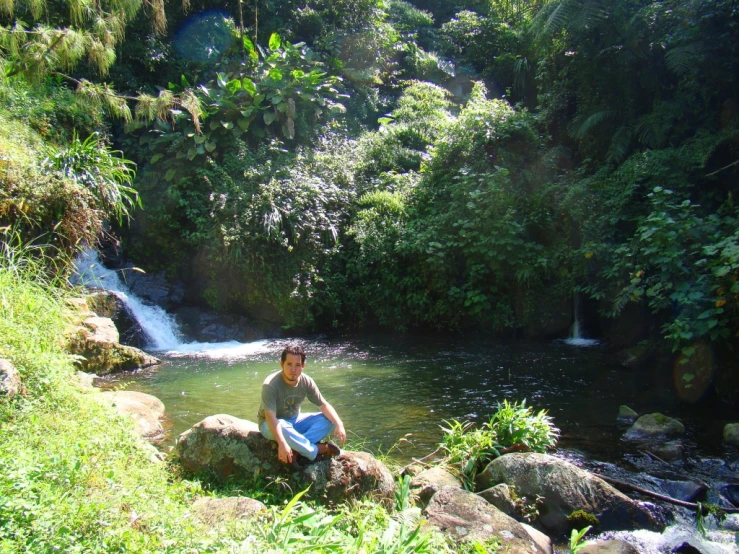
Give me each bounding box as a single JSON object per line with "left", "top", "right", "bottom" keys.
{"left": 221, "top": 121, "right": 234, "bottom": 130}
{"left": 165, "top": 169, "right": 177, "bottom": 180}
{"left": 226, "top": 79, "right": 242, "bottom": 94}
{"left": 240, "top": 108, "right": 254, "bottom": 118}
{"left": 263, "top": 111, "right": 277, "bottom": 125}
{"left": 216, "top": 73, "right": 228, "bottom": 88}
{"left": 204, "top": 141, "right": 216, "bottom": 152}
{"left": 181, "top": 75, "right": 191, "bottom": 88}
{"left": 241, "top": 78, "right": 257, "bottom": 96}
{"left": 237, "top": 118, "right": 250, "bottom": 131}
{"left": 243, "top": 36, "right": 255, "bottom": 53}
{"left": 268, "top": 32, "right": 281, "bottom": 51}
{"left": 150, "top": 154, "right": 163, "bottom": 164}
{"left": 269, "top": 68, "right": 283, "bottom": 81}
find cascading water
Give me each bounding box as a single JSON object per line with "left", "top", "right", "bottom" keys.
{"left": 70, "top": 250, "right": 182, "bottom": 350}
{"left": 70, "top": 249, "right": 276, "bottom": 359}
{"left": 564, "top": 293, "right": 599, "bottom": 347}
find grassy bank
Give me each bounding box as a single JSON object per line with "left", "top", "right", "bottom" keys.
{"left": 0, "top": 245, "right": 496, "bottom": 553}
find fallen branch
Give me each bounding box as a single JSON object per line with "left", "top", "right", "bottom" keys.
{"left": 596, "top": 474, "right": 739, "bottom": 514}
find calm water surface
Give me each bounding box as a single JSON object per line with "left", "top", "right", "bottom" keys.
{"left": 104, "top": 334, "right": 732, "bottom": 462}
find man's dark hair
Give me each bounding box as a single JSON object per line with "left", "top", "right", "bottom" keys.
{"left": 281, "top": 343, "right": 306, "bottom": 363}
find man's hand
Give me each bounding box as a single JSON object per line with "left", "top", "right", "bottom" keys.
{"left": 334, "top": 423, "right": 347, "bottom": 446}
{"left": 277, "top": 442, "right": 293, "bottom": 464}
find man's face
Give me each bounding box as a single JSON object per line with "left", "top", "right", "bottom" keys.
{"left": 280, "top": 353, "right": 304, "bottom": 387}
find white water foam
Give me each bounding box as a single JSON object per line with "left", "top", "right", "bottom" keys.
{"left": 70, "top": 250, "right": 280, "bottom": 359}
{"left": 563, "top": 318, "right": 600, "bottom": 347}
{"left": 602, "top": 523, "right": 738, "bottom": 554}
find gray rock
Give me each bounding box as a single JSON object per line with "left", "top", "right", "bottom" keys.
{"left": 69, "top": 316, "right": 160, "bottom": 374}
{"left": 520, "top": 522, "right": 552, "bottom": 554}
{"left": 190, "top": 496, "right": 266, "bottom": 525}
{"left": 75, "top": 370, "right": 96, "bottom": 390}
{"left": 478, "top": 484, "right": 519, "bottom": 519}
{"left": 177, "top": 414, "right": 395, "bottom": 506}
{"left": 476, "top": 453, "right": 664, "bottom": 535}
{"left": 578, "top": 539, "right": 641, "bottom": 554}
{"left": 410, "top": 466, "right": 462, "bottom": 504}
{"left": 121, "top": 267, "right": 185, "bottom": 311}
{"left": 0, "top": 358, "right": 22, "bottom": 398}
{"left": 723, "top": 423, "right": 739, "bottom": 446}
{"left": 100, "top": 390, "right": 166, "bottom": 443}
{"left": 657, "top": 479, "right": 706, "bottom": 502}
{"left": 617, "top": 406, "right": 639, "bottom": 425}
{"left": 624, "top": 414, "right": 685, "bottom": 441}
{"left": 423, "top": 486, "right": 547, "bottom": 553}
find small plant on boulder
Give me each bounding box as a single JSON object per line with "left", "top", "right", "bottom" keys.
{"left": 439, "top": 399, "right": 560, "bottom": 485}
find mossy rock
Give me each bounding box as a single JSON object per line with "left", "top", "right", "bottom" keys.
{"left": 623, "top": 413, "right": 685, "bottom": 441}
{"left": 568, "top": 510, "right": 600, "bottom": 529}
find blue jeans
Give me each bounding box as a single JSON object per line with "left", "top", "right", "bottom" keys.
{"left": 259, "top": 412, "right": 335, "bottom": 461}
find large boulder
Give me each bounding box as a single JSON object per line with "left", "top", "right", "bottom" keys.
{"left": 476, "top": 453, "right": 664, "bottom": 535}
{"left": 69, "top": 316, "right": 160, "bottom": 374}
{"left": 423, "top": 486, "right": 547, "bottom": 553}
{"left": 577, "top": 540, "right": 640, "bottom": 554}
{"left": 177, "top": 414, "right": 395, "bottom": 505}
{"left": 0, "top": 358, "right": 23, "bottom": 398}
{"left": 478, "top": 484, "right": 519, "bottom": 519}
{"left": 100, "top": 390, "right": 166, "bottom": 443}
{"left": 410, "top": 466, "right": 463, "bottom": 505}
{"left": 86, "top": 291, "right": 148, "bottom": 348}
{"left": 190, "top": 497, "right": 266, "bottom": 525}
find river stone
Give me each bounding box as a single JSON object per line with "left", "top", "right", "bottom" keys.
{"left": 190, "top": 496, "right": 266, "bottom": 525}
{"left": 577, "top": 540, "right": 640, "bottom": 554}
{"left": 520, "top": 522, "right": 552, "bottom": 554}
{"left": 86, "top": 291, "right": 148, "bottom": 348}
{"left": 478, "top": 484, "right": 518, "bottom": 519}
{"left": 410, "top": 466, "right": 463, "bottom": 504}
{"left": 69, "top": 316, "right": 160, "bottom": 374}
{"left": 0, "top": 359, "right": 22, "bottom": 398}
{"left": 177, "top": 414, "right": 395, "bottom": 505}
{"left": 616, "top": 406, "right": 639, "bottom": 425}
{"left": 623, "top": 414, "right": 685, "bottom": 441}
{"left": 723, "top": 423, "right": 739, "bottom": 446}
{"left": 100, "top": 390, "right": 166, "bottom": 442}
{"left": 476, "top": 453, "right": 664, "bottom": 535}
{"left": 423, "top": 486, "right": 547, "bottom": 553}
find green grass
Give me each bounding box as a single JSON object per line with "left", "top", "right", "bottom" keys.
{"left": 0, "top": 244, "right": 500, "bottom": 553}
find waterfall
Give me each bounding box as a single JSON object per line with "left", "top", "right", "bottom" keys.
{"left": 70, "top": 250, "right": 277, "bottom": 359}
{"left": 564, "top": 294, "right": 599, "bottom": 347}
{"left": 70, "top": 250, "right": 182, "bottom": 351}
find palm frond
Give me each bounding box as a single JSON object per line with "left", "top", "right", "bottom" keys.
{"left": 665, "top": 43, "right": 702, "bottom": 76}
{"left": 606, "top": 124, "right": 633, "bottom": 164}
{"left": 570, "top": 108, "right": 616, "bottom": 139}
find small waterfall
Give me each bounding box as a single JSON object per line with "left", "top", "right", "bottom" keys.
{"left": 70, "top": 250, "right": 182, "bottom": 351}
{"left": 564, "top": 294, "right": 599, "bottom": 347}
{"left": 70, "top": 249, "right": 278, "bottom": 359}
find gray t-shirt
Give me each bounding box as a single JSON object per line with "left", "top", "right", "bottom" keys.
{"left": 257, "top": 370, "right": 325, "bottom": 425}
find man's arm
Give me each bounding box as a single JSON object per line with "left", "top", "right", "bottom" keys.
{"left": 319, "top": 402, "right": 346, "bottom": 446}
{"left": 264, "top": 409, "right": 293, "bottom": 464}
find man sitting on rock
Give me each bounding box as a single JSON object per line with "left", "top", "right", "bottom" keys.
{"left": 258, "top": 343, "right": 346, "bottom": 465}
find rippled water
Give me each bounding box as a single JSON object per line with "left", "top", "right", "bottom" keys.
{"left": 101, "top": 334, "right": 733, "bottom": 463}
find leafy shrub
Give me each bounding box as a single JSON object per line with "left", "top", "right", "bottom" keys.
{"left": 439, "top": 400, "right": 559, "bottom": 485}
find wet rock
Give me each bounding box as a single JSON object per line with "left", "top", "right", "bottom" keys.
{"left": 100, "top": 390, "right": 166, "bottom": 443}
{"left": 86, "top": 291, "right": 147, "bottom": 348}
{"left": 190, "top": 496, "right": 266, "bottom": 525}
{"left": 75, "top": 370, "right": 96, "bottom": 391}
{"left": 69, "top": 316, "right": 160, "bottom": 374}
{"left": 174, "top": 307, "right": 279, "bottom": 343}
{"left": 177, "top": 414, "right": 395, "bottom": 505}
{"left": 410, "top": 466, "right": 462, "bottom": 504}
{"left": 624, "top": 414, "right": 685, "bottom": 441}
{"left": 671, "top": 542, "right": 702, "bottom": 554}
{"left": 720, "top": 513, "right": 739, "bottom": 531}
{"left": 0, "top": 358, "right": 23, "bottom": 398}
{"left": 120, "top": 266, "right": 185, "bottom": 311}
{"left": 657, "top": 479, "right": 706, "bottom": 503}
{"left": 478, "top": 483, "right": 518, "bottom": 519}
{"left": 476, "top": 453, "right": 664, "bottom": 535}
{"left": 578, "top": 540, "right": 640, "bottom": 554}
{"left": 617, "top": 406, "right": 639, "bottom": 425}
{"left": 723, "top": 423, "right": 739, "bottom": 446}
{"left": 423, "top": 486, "right": 547, "bottom": 553}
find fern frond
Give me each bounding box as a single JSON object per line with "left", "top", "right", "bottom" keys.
{"left": 606, "top": 124, "right": 633, "bottom": 164}
{"left": 27, "top": 0, "right": 44, "bottom": 20}
{"left": 665, "top": 43, "right": 701, "bottom": 76}
{"left": 571, "top": 108, "right": 615, "bottom": 139}
{"left": 68, "top": 0, "right": 91, "bottom": 26}
{"left": 149, "top": 0, "right": 166, "bottom": 35}
{"left": 179, "top": 88, "right": 203, "bottom": 132}
{"left": 103, "top": 84, "right": 132, "bottom": 122}
{"left": 569, "top": 0, "right": 608, "bottom": 31}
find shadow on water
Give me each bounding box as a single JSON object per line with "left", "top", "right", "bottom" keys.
{"left": 100, "top": 333, "right": 734, "bottom": 465}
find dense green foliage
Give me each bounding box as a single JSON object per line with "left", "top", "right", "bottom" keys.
{"left": 2, "top": 1, "right": 738, "bottom": 367}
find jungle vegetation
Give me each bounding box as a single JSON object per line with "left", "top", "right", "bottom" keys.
{"left": 1, "top": 1, "right": 738, "bottom": 387}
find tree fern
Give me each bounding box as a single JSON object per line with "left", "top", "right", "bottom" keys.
{"left": 606, "top": 124, "right": 633, "bottom": 164}
{"left": 570, "top": 108, "right": 616, "bottom": 139}
{"left": 534, "top": 0, "right": 610, "bottom": 37}
{"left": 665, "top": 43, "right": 702, "bottom": 76}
